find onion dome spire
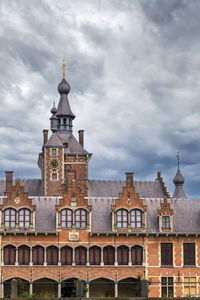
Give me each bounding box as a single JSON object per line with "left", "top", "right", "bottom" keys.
{"left": 50, "top": 100, "right": 57, "bottom": 115}
{"left": 173, "top": 153, "right": 187, "bottom": 198}
{"left": 52, "top": 59, "right": 75, "bottom": 132}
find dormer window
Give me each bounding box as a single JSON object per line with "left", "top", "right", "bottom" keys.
{"left": 61, "top": 209, "right": 72, "bottom": 228}
{"left": 75, "top": 209, "right": 87, "bottom": 228}
{"left": 4, "top": 208, "right": 16, "bottom": 228}
{"left": 130, "top": 209, "right": 142, "bottom": 228}
{"left": 162, "top": 216, "right": 170, "bottom": 229}
{"left": 116, "top": 209, "right": 128, "bottom": 228}
{"left": 19, "top": 209, "right": 31, "bottom": 228}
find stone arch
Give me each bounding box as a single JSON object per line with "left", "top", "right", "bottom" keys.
{"left": 33, "top": 277, "right": 58, "bottom": 297}
{"left": 118, "top": 277, "right": 141, "bottom": 297}
{"left": 4, "top": 277, "right": 29, "bottom": 298}
{"left": 61, "top": 277, "right": 86, "bottom": 297}
{"left": 89, "top": 277, "right": 115, "bottom": 297}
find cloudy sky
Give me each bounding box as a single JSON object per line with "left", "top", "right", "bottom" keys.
{"left": 0, "top": 0, "right": 200, "bottom": 197}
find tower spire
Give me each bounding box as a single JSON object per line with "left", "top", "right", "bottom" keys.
{"left": 173, "top": 153, "right": 187, "bottom": 198}
{"left": 62, "top": 58, "right": 66, "bottom": 79}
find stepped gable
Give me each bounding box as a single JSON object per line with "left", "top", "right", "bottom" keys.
{"left": 0, "top": 179, "right": 43, "bottom": 196}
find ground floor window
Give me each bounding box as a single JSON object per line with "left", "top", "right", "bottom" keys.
{"left": 184, "top": 277, "right": 196, "bottom": 297}
{"left": 161, "top": 277, "right": 173, "bottom": 297}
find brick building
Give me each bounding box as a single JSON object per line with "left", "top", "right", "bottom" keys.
{"left": 0, "top": 63, "right": 199, "bottom": 298}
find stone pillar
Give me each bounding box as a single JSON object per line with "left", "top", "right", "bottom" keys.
{"left": 15, "top": 248, "right": 19, "bottom": 266}
{"left": 58, "top": 282, "right": 61, "bottom": 297}
{"left": 115, "top": 247, "right": 118, "bottom": 266}
{"left": 128, "top": 247, "right": 132, "bottom": 266}
{"left": 58, "top": 248, "right": 61, "bottom": 266}
{"left": 115, "top": 282, "right": 118, "bottom": 298}
{"left": 29, "top": 248, "right": 33, "bottom": 266}
{"left": 86, "top": 283, "right": 89, "bottom": 298}
{"left": 11, "top": 279, "right": 18, "bottom": 298}
{"left": 1, "top": 248, "right": 4, "bottom": 266}
{"left": 72, "top": 248, "right": 75, "bottom": 266}
{"left": 44, "top": 248, "right": 47, "bottom": 266}
{"left": 101, "top": 248, "right": 104, "bottom": 266}
{"left": 86, "top": 248, "right": 90, "bottom": 266}
{"left": 1, "top": 282, "right": 4, "bottom": 298}
{"left": 29, "top": 282, "right": 33, "bottom": 295}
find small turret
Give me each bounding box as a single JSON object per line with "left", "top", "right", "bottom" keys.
{"left": 173, "top": 153, "right": 187, "bottom": 198}
{"left": 50, "top": 101, "right": 57, "bottom": 133}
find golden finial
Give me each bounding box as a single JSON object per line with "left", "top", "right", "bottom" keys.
{"left": 62, "top": 58, "right": 66, "bottom": 78}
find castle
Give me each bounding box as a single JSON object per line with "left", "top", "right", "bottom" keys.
{"left": 0, "top": 61, "right": 198, "bottom": 298}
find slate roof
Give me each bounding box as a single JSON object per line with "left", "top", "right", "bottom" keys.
{"left": 89, "top": 197, "right": 200, "bottom": 234}
{"left": 32, "top": 197, "right": 60, "bottom": 232}
{"left": 45, "top": 133, "right": 63, "bottom": 147}
{"left": 88, "top": 180, "right": 164, "bottom": 198}
{"left": 56, "top": 94, "right": 75, "bottom": 118}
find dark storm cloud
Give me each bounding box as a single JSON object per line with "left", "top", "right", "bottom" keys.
{"left": 0, "top": 0, "right": 200, "bottom": 197}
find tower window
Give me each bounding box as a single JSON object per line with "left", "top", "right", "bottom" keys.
{"left": 52, "top": 149, "right": 57, "bottom": 155}
{"left": 130, "top": 209, "right": 142, "bottom": 228}
{"left": 52, "top": 173, "right": 57, "bottom": 180}
{"left": 75, "top": 209, "right": 87, "bottom": 228}
{"left": 116, "top": 209, "right": 128, "bottom": 228}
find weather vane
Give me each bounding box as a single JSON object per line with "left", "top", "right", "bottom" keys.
{"left": 62, "top": 58, "right": 66, "bottom": 78}
{"left": 176, "top": 152, "right": 180, "bottom": 169}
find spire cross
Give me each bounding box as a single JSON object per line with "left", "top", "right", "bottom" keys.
{"left": 176, "top": 152, "right": 180, "bottom": 170}
{"left": 62, "top": 58, "right": 66, "bottom": 79}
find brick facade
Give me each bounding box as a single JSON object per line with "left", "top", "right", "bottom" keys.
{"left": 0, "top": 71, "right": 198, "bottom": 298}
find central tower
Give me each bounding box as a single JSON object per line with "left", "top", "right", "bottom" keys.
{"left": 38, "top": 60, "right": 92, "bottom": 196}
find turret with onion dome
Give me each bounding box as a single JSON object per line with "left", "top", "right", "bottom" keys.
{"left": 172, "top": 153, "right": 187, "bottom": 198}
{"left": 50, "top": 59, "right": 75, "bottom": 133}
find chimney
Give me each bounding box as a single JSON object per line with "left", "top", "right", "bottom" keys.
{"left": 125, "top": 172, "right": 134, "bottom": 188}
{"left": 78, "top": 130, "right": 84, "bottom": 148}
{"left": 67, "top": 170, "right": 75, "bottom": 188}
{"left": 5, "top": 171, "right": 13, "bottom": 193}
{"left": 43, "top": 129, "right": 48, "bottom": 146}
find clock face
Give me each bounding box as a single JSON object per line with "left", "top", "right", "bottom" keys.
{"left": 50, "top": 159, "right": 59, "bottom": 169}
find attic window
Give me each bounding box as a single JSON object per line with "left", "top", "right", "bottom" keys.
{"left": 63, "top": 143, "right": 68, "bottom": 148}
{"left": 162, "top": 216, "right": 170, "bottom": 229}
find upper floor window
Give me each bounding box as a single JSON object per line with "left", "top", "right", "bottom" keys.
{"left": 162, "top": 216, "right": 170, "bottom": 229}
{"left": 131, "top": 245, "right": 143, "bottom": 265}
{"left": 4, "top": 245, "right": 16, "bottom": 265}
{"left": 89, "top": 246, "right": 101, "bottom": 265}
{"left": 61, "top": 209, "right": 72, "bottom": 228}
{"left": 52, "top": 173, "right": 57, "bottom": 180}
{"left": 116, "top": 209, "right": 128, "bottom": 228}
{"left": 52, "top": 149, "right": 57, "bottom": 155}
{"left": 184, "top": 243, "right": 195, "bottom": 266}
{"left": 161, "top": 243, "right": 173, "bottom": 266}
{"left": 117, "top": 245, "right": 128, "bottom": 265}
{"left": 4, "top": 208, "right": 16, "bottom": 228}
{"left": 19, "top": 209, "right": 31, "bottom": 228}
{"left": 130, "top": 209, "right": 142, "bottom": 228}
{"left": 32, "top": 246, "right": 44, "bottom": 265}
{"left": 75, "top": 209, "right": 87, "bottom": 228}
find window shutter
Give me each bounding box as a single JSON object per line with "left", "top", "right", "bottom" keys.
{"left": 53, "top": 247, "right": 58, "bottom": 265}
{"left": 81, "top": 247, "right": 86, "bottom": 265}
{"left": 117, "top": 248, "right": 122, "bottom": 265}
{"left": 4, "top": 247, "right": 9, "bottom": 265}
{"left": 24, "top": 247, "right": 30, "bottom": 265}
{"left": 18, "top": 247, "right": 23, "bottom": 265}
{"left": 142, "top": 212, "right": 145, "bottom": 228}
{"left": 39, "top": 247, "right": 44, "bottom": 265}
{"left": 75, "top": 248, "right": 79, "bottom": 265}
